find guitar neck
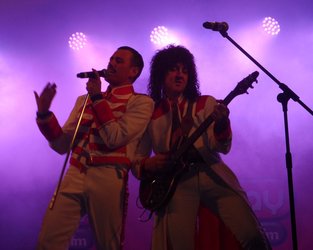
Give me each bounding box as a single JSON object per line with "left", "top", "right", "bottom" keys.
{"left": 173, "top": 91, "right": 235, "bottom": 160}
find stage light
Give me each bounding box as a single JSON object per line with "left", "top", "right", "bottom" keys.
{"left": 68, "top": 32, "right": 87, "bottom": 51}
{"left": 150, "top": 26, "right": 180, "bottom": 46}
{"left": 262, "top": 17, "right": 280, "bottom": 35}
{"left": 150, "top": 26, "right": 169, "bottom": 45}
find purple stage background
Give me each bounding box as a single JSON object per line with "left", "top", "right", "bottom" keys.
{"left": 0, "top": 0, "right": 312, "bottom": 249}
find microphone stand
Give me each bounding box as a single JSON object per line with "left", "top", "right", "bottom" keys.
{"left": 216, "top": 29, "right": 313, "bottom": 250}
{"left": 49, "top": 94, "right": 90, "bottom": 209}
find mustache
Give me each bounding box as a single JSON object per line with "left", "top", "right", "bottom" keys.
{"left": 175, "top": 76, "right": 184, "bottom": 81}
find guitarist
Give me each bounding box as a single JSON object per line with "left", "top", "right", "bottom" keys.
{"left": 132, "top": 45, "right": 271, "bottom": 250}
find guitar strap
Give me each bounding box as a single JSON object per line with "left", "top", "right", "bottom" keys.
{"left": 179, "top": 101, "right": 206, "bottom": 165}
{"left": 181, "top": 100, "right": 194, "bottom": 138}
{"left": 171, "top": 100, "right": 194, "bottom": 152}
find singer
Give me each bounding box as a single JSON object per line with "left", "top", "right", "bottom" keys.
{"left": 34, "top": 46, "right": 154, "bottom": 249}
{"left": 131, "top": 45, "right": 272, "bottom": 250}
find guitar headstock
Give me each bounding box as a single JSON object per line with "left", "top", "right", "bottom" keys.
{"left": 234, "top": 71, "right": 259, "bottom": 95}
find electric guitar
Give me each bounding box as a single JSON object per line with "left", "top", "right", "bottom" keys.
{"left": 139, "top": 71, "right": 260, "bottom": 213}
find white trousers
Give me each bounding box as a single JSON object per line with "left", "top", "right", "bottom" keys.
{"left": 152, "top": 163, "right": 271, "bottom": 250}
{"left": 37, "top": 165, "right": 128, "bottom": 250}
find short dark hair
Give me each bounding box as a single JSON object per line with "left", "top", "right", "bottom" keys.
{"left": 148, "top": 44, "right": 201, "bottom": 102}
{"left": 118, "top": 46, "right": 144, "bottom": 81}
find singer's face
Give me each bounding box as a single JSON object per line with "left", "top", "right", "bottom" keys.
{"left": 105, "top": 49, "right": 137, "bottom": 86}
{"left": 163, "top": 63, "right": 188, "bottom": 99}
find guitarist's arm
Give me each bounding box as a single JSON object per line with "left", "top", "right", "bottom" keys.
{"left": 196, "top": 96, "right": 232, "bottom": 155}
{"left": 131, "top": 128, "right": 172, "bottom": 180}
{"left": 200, "top": 70, "right": 259, "bottom": 155}
{"left": 133, "top": 153, "right": 171, "bottom": 180}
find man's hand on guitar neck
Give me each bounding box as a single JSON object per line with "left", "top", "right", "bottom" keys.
{"left": 212, "top": 102, "right": 230, "bottom": 134}
{"left": 211, "top": 101, "right": 229, "bottom": 121}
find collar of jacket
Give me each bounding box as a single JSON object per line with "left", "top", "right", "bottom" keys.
{"left": 106, "top": 84, "right": 134, "bottom": 96}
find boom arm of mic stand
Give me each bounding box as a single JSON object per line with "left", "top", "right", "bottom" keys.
{"left": 218, "top": 30, "right": 313, "bottom": 115}
{"left": 49, "top": 94, "right": 90, "bottom": 210}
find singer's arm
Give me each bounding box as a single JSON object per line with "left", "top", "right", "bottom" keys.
{"left": 35, "top": 96, "right": 82, "bottom": 155}
{"left": 86, "top": 69, "right": 102, "bottom": 97}
{"left": 34, "top": 82, "right": 57, "bottom": 118}
{"left": 35, "top": 82, "right": 84, "bottom": 154}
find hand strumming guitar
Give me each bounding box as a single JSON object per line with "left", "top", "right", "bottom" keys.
{"left": 142, "top": 153, "right": 172, "bottom": 176}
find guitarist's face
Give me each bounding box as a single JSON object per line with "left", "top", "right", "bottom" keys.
{"left": 164, "top": 63, "right": 188, "bottom": 99}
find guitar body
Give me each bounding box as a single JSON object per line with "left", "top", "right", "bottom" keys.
{"left": 139, "top": 165, "right": 186, "bottom": 212}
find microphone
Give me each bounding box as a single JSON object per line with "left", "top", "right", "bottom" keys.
{"left": 76, "top": 69, "right": 107, "bottom": 78}
{"left": 202, "top": 22, "right": 229, "bottom": 32}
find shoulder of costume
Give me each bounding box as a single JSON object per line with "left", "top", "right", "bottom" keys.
{"left": 133, "top": 92, "right": 150, "bottom": 97}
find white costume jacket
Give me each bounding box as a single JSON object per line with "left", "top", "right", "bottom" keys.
{"left": 37, "top": 84, "right": 154, "bottom": 171}
{"left": 133, "top": 95, "right": 243, "bottom": 190}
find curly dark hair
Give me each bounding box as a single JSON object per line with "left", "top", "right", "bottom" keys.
{"left": 148, "top": 44, "right": 201, "bottom": 103}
